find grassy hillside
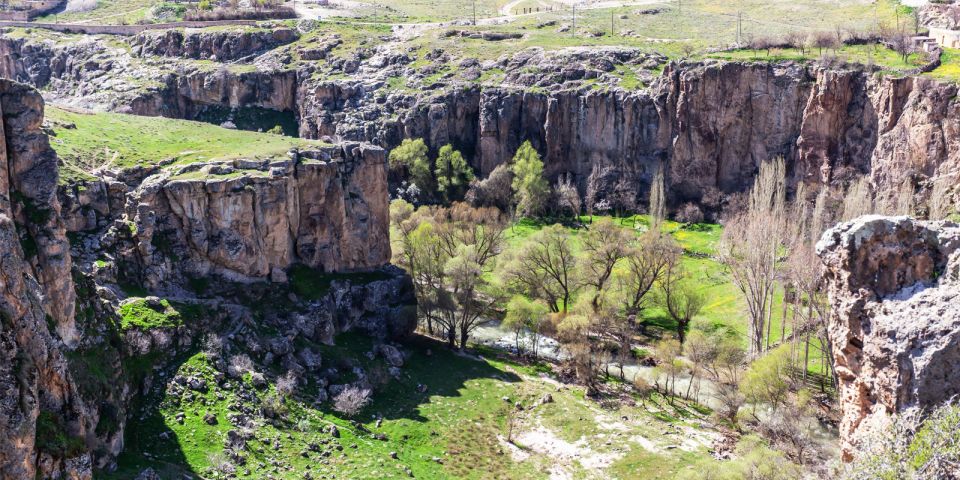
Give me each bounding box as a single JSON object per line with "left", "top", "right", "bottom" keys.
{"left": 107, "top": 333, "right": 723, "bottom": 479}
{"left": 45, "top": 107, "right": 324, "bottom": 184}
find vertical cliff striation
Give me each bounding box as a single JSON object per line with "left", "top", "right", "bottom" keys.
{"left": 0, "top": 78, "right": 410, "bottom": 477}
{"left": 1, "top": 28, "right": 957, "bottom": 215}
{"left": 297, "top": 60, "right": 959, "bottom": 215}
{"left": 0, "top": 79, "right": 91, "bottom": 480}
{"left": 817, "top": 216, "right": 960, "bottom": 461}
{"left": 127, "top": 143, "right": 391, "bottom": 288}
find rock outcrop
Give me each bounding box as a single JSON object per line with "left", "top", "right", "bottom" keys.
{"left": 0, "top": 79, "right": 91, "bottom": 480}
{"left": 2, "top": 27, "right": 958, "bottom": 216}
{"left": 131, "top": 27, "right": 299, "bottom": 61}
{"left": 297, "top": 59, "right": 958, "bottom": 214}
{"left": 818, "top": 216, "right": 960, "bottom": 460}
{"left": 127, "top": 143, "right": 390, "bottom": 288}
{"left": 0, "top": 79, "right": 413, "bottom": 477}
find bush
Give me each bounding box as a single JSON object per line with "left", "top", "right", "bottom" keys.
{"left": 676, "top": 202, "right": 704, "bottom": 224}
{"left": 227, "top": 354, "right": 253, "bottom": 379}
{"left": 465, "top": 163, "right": 513, "bottom": 211}
{"left": 36, "top": 411, "right": 86, "bottom": 458}
{"left": 118, "top": 298, "right": 182, "bottom": 331}
{"left": 740, "top": 345, "right": 793, "bottom": 411}
{"left": 333, "top": 385, "right": 372, "bottom": 417}
{"left": 843, "top": 402, "right": 960, "bottom": 480}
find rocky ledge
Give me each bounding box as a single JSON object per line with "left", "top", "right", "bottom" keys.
{"left": 818, "top": 216, "right": 960, "bottom": 460}
{"left": 0, "top": 79, "right": 415, "bottom": 478}
{"left": 131, "top": 26, "right": 299, "bottom": 61}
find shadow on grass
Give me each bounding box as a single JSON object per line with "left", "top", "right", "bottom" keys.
{"left": 99, "top": 351, "right": 201, "bottom": 480}
{"left": 103, "top": 331, "right": 523, "bottom": 477}
{"left": 342, "top": 333, "right": 524, "bottom": 423}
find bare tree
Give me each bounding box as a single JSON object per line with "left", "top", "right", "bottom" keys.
{"left": 660, "top": 257, "right": 705, "bottom": 344}
{"left": 718, "top": 157, "right": 786, "bottom": 356}
{"left": 810, "top": 31, "right": 838, "bottom": 56}
{"left": 616, "top": 231, "right": 681, "bottom": 323}
{"left": 554, "top": 173, "right": 582, "bottom": 219}
{"left": 888, "top": 29, "right": 915, "bottom": 64}
{"left": 333, "top": 385, "right": 372, "bottom": 417}
{"left": 465, "top": 163, "right": 513, "bottom": 212}
{"left": 784, "top": 31, "right": 806, "bottom": 54}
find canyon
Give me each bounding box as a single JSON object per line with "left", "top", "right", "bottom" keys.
{"left": 0, "top": 13, "right": 959, "bottom": 479}
{"left": 0, "top": 78, "right": 414, "bottom": 479}
{"left": 0, "top": 29, "right": 957, "bottom": 218}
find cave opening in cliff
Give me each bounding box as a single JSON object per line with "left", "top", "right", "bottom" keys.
{"left": 190, "top": 105, "right": 300, "bottom": 138}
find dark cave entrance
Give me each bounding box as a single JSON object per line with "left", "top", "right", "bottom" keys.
{"left": 191, "top": 105, "right": 300, "bottom": 138}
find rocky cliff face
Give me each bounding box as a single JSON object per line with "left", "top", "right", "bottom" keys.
{"left": 124, "top": 143, "right": 390, "bottom": 288}
{"left": 131, "top": 27, "right": 299, "bottom": 61}
{"left": 2, "top": 27, "right": 957, "bottom": 216}
{"left": 0, "top": 79, "right": 92, "bottom": 480}
{"left": 818, "top": 216, "right": 960, "bottom": 460}
{"left": 0, "top": 79, "right": 413, "bottom": 477}
{"left": 297, "top": 59, "right": 958, "bottom": 215}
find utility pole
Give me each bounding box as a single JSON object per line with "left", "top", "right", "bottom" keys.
{"left": 611, "top": 11, "right": 615, "bottom": 37}
{"left": 472, "top": 0, "right": 476, "bottom": 26}
{"left": 572, "top": 3, "right": 576, "bottom": 37}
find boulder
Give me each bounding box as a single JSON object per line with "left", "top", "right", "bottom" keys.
{"left": 818, "top": 216, "right": 960, "bottom": 461}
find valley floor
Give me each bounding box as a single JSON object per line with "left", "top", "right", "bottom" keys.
{"left": 107, "top": 333, "right": 725, "bottom": 479}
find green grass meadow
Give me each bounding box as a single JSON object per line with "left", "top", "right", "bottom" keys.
{"left": 45, "top": 107, "right": 323, "bottom": 184}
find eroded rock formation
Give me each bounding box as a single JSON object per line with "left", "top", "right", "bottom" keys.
{"left": 131, "top": 27, "right": 299, "bottom": 61}
{"left": 126, "top": 143, "right": 390, "bottom": 287}
{"left": 0, "top": 79, "right": 413, "bottom": 477}
{"left": 0, "top": 78, "right": 92, "bottom": 480}
{"left": 2, "top": 26, "right": 958, "bottom": 216}
{"left": 818, "top": 216, "right": 960, "bottom": 460}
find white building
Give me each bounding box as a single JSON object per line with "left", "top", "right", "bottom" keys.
{"left": 929, "top": 26, "right": 960, "bottom": 49}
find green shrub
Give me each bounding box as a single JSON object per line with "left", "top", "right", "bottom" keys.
{"left": 36, "top": 411, "right": 86, "bottom": 458}
{"left": 118, "top": 299, "right": 182, "bottom": 331}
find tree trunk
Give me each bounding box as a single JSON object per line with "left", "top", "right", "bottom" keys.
{"left": 780, "top": 286, "right": 788, "bottom": 343}
{"left": 460, "top": 325, "right": 469, "bottom": 351}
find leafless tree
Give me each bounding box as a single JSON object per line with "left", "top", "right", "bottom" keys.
{"left": 465, "top": 163, "right": 513, "bottom": 212}
{"left": 554, "top": 173, "right": 582, "bottom": 218}
{"left": 718, "top": 157, "right": 786, "bottom": 356}
{"left": 810, "top": 31, "right": 838, "bottom": 56}
{"left": 503, "top": 225, "right": 578, "bottom": 313}
{"left": 888, "top": 29, "right": 915, "bottom": 64}
{"left": 333, "top": 385, "right": 372, "bottom": 417}
{"left": 616, "top": 231, "right": 681, "bottom": 321}
{"left": 660, "top": 260, "right": 705, "bottom": 344}
{"left": 581, "top": 217, "right": 632, "bottom": 311}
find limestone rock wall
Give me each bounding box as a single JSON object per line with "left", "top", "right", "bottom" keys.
{"left": 297, "top": 61, "right": 959, "bottom": 214}
{"left": 3, "top": 29, "right": 958, "bottom": 215}
{"left": 130, "top": 27, "right": 299, "bottom": 61}
{"left": 60, "top": 143, "right": 391, "bottom": 290}
{"left": 136, "top": 143, "right": 390, "bottom": 286}
{"left": 0, "top": 79, "right": 91, "bottom": 480}
{"left": 817, "top": 216, "right": 960, "bottom": 460}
